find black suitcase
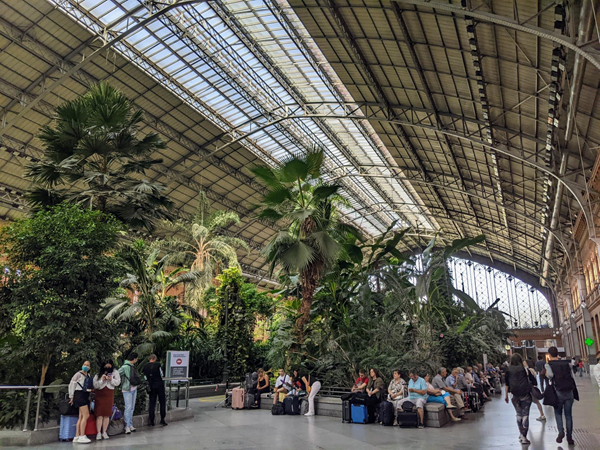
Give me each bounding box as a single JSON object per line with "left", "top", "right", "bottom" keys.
{"left": 397, "top": 410, "right": 419, "bottom": 428}
{"left": 378, "top": 400, "right": 395, "bottom": 426}
{"left": 342, "top": 400, "right": 352, "bottom": 423}
{"left": 283, "top": 395, "right": 300, "bottom": 415}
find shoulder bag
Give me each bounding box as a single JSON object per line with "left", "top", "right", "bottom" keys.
{"left": 543, "top": 382, "right": 558, "bottom": 406}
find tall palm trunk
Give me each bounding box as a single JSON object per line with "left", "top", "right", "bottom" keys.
{"left": 296, "top": 256, "right": 323, "bottom": 343}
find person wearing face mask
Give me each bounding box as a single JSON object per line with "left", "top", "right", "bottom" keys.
{"left": 93, "top": 360, "right": 121, "bottom": 440}
{"left": 68, "top": 361, "right": 93, "bottom": 444}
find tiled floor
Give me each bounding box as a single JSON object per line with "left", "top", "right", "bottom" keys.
{"left": 5, "top": 376, "right": 600, "bottom": 449}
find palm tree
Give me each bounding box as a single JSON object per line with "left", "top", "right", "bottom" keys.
{"left": 252, "top": 150, "right": 361, "bottom": 341}
{"left": 25, "top": 82, "right": 173, "bottom": 230}
{"left": 104, "top": 241, "right": 201, "bottom": 354}
{"left": 158, "top": 192, "right": 250, "bottom": 310}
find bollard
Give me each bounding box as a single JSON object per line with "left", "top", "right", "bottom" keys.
{"left": 185, "top": 381, "right": 190, "bottom": 408}
{"left": 22, "top": 389, "right": 32, "bottom": 432}
{"left": 33, "top": 387, "right": 42, "bottom": 431}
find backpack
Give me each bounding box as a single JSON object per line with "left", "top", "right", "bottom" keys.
{"left": 127, "top": 365, "right": 142, "bottom": 386}
{"left": 78, "top": 375, "right": 94, "bottom": 392}
{"left": 271, "top": 403, "right": 285, "bottom": 415}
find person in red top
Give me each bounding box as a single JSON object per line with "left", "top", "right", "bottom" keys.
{"left": 352, "top": 370, "right": 369, "bottom": 393}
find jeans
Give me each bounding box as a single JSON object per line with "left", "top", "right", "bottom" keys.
{"left": 554, "top": 390, "right": 574, "bottom": 437}
{"left": 307, "top": 381, "right": 321, "bottom": 414}
{"left": 511, "top": 394, "right": 532, "bottom": 437}
{"left": 122, "top": 389, "right": 137, "bottom": 429}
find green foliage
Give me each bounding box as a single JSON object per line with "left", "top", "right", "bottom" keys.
{"left": 0, "top": 204, "right": 124, "bottom": 389}
{"left": 25, "top": 82, "right": 173, "bottom": 230}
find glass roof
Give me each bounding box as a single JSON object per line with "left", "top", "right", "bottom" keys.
{"left": 51, "top": 0, "right": 436, "bottom": 235}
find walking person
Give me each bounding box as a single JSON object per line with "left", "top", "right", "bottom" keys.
{"left": 301, "top": 371, "right": 321, "bottom": 416}
{"left": 504, "top": 353, "right": 535, "bottom": 445}
{"left": 578, "top": 359, "right": 584, "bottom": 377}
{"left": 68, "top": 360, "right": 93, "bottom": 444}
{"left": 526, "top": 360, "right": 546, "bottom": 422}
{"left": 118, "top": 352, "right": 139, "bottom": 434}
{"left": 143, "top": 354, "right": 168, "bottom": 426}
{"left": 534, "top": 355, "right": 548, "bottom": 392}
{"left": 93, "top": 360, "right": 121, "bottom": 441}
{"left": 546, "top": 346, "right": 578, "bottom": 446}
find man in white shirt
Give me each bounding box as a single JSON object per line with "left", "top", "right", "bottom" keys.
{"left": 273, "top": 369, "right": 291, "bottom": 405}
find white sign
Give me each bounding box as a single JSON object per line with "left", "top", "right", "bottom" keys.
{"left": 483, "top": 353, "right": 488, "bottom": 368}
{"left": 167, "top": 350, "right": 189, "bottom": 379}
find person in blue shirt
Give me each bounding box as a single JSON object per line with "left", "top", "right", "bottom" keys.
{"left": 399, "top": 369, "right": 428, "bottom": 429}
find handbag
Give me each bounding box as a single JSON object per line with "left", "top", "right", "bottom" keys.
{"left": 543, "top": 383, "right": 558, "bottom": 406}
{"left": 58, "top": 395, "right": 79, "bottom": 416}
{"left": 530, "top": 386, "right": 543, "bottom": 400}
{"left": 573, "top": 385, "right": 579, "bottom": 401}
{"left": 110, "top": 404, "right": 123, "bottom": 420}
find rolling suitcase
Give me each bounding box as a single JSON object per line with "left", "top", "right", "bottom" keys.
{"left": 231, "top": 387, "right": 245, "bottom": 410}
{"left": 351, "top": 404, "right": 369, "bottom": 424}
{"left": 378, "top": 400, "right": 394, "bottom": 426}
{"left": 59, "top": 415, "right": 78, "bottom": 441}
{"left": 283, "top": 395, "right": 300, "bottom": 415}
{"left": 397, "top": 410, "right": 419, "bottom": 428}
{"left": 85, "top": 413, "right": 97, "bottom": 436}
{"left": 342, "top": 400, "right": 352, "bottom": 423}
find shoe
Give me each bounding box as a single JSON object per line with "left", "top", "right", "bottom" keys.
{"left": 557, "top": 431, "right": 565, "bottom": 443}
{"left": 447, "top": 405, "right": 457, "bottom": 409}
{"left": 73, "top": 436, "right": 80, "bottom": 443}
{"left": 521, "top": 437, "right": 531, "bottom": 445}
{"left": 125, "top": 427, "right": 131, "bottom": 434}
{"left": 160, "top": 421, "right": 168, "bottom": 426}
{"left": 304, "top": 412, "right": 315, "bottom": 416}
{"left": 102, "top": 432, "right": 109, "bottom": 440}
{"left": 149, "top": 421, "right": 155, "bottom": 427}
{"left": 536, "top": 416, "right": 546, "bottom": 421}
{"left": 451, "top": 417, "right": 461, "bottom": 422}
{"left": 567, "top": 436, "right": 574, "bottom": 446}
{"left": 130, "top": 426, "right": 136, "bottom": 432}
{"left": 96, "top": 433, "right": 102, "bottom": 441}
{"left": 78, "top": 436, "right": 91, "bottom": 444}
{"left": 418, "top": 423, "right": 425, "bottom": 429}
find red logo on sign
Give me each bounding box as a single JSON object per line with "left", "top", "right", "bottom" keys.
{"left": 176, "top": 358, "right": 182, "bottom": 365}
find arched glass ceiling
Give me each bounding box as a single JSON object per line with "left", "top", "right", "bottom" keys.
{"left": 50, "top": 0, "right": 436, "bottom": 236}
{"left": 449, "top": 257, "right": 553, "bottom": 330}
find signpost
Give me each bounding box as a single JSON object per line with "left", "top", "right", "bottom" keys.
{"left": 166, "top": 350, "right": 189, "bottom": 378}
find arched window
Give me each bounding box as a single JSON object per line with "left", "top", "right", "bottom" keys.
{"left": 448, "top": 258, "right": 554, "bottom": 329}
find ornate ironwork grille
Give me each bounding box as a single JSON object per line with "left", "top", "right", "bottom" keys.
{"left": 448, "top": 258, "right": 553, "bottom": 330}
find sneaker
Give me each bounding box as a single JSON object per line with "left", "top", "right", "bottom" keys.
{"left": 521, "top": 437, "right": 531, "bottom": 445}
{"left": 159, "top": 421, "right": 168, "bottom": 426}
{"left": 96, "top": 433, "right": 102, "bottom": 441}
{"left": 130, "top": 426, "right": 136, "bottom": 432}
{"left": 451, "top": 417, "right": 461, "bottom": 422}
{"left": 557, "top": 432, "right": 565, "bottom": 443}
{"left": 72, "top": 436, "right": 80, "bottom": 443}
{"left": 519, "top": 435, "right": 525, "bottom": 443}
{"left": 125, "top": 427, "right": 131, "bottom": 434}
{"left": 447, "top": 405, "right": 457, "bottom": 409}
{"left": 78, "top": 436, "right": 91, "bottom": 444}
{"left": 536, "top": 416, "right": 546, "bottom": 421}
{"left": 102, "top": 432, "right": 109, "bottom": 440}
{"left": 418, "top": 423, "right": 425, "bottom": 429}
{"left": 304, "top": 412, "right": 315, "bottom": 416}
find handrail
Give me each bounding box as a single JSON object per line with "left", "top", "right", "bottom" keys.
{"left": 0, "top": 384, "right": 69, "bottom": 390}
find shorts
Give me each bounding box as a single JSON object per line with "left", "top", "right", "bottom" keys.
{"left": 73, "top": 390, "right": 90, "bottom": 408}
{"left": 401, "top": 397, "right": 426, "bottom": 410}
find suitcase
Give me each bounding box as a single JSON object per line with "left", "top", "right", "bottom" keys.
{"left": 300, "top": 398, "right": 309, "bottom": 415}
{"left": 245, "top": 392, "right": 255, "bottom": 409}
{"left": 397, "top": 410, "right": 419, "bottom": 428}
{"left": 378, "top": 400, "right": 394, "bottom": 426}
{"left": 232, "top": 387, "right": 245, "bottom": 410}
{"left": 271, "top": 402, "right": 285, "bottom": 415}
{"left": 85, "top": 413, "right": 97, "bottom": 436}
{"left": 59, "top": 415, "right": 78, "bottom": 441}
{"left": 351, "top": 404, "right": 369, "bottom": 424}
{"left": 342, "top": 400, "right": 352, "bottom": 423}
{"left": 283, "top": 395, "right": 300, "bottom": 415}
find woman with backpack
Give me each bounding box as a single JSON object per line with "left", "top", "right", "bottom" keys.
{"left": 68, "top": 360, "right": 93, "bottom": 444}
{"left": 118, "top": 352, "right": 140, "bottom": 434}
{"left": 504, "top": 354, "right": 536, "bottom": 445}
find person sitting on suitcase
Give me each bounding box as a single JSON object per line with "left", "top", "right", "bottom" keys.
{"left": 424, "top": 373, "right": 461, "bottom": 422}
{"left": 399, "top": 369, "right": 427, "bottom": 429}
{"left": 273, "top": 369, "right": 292, "bottom": 405}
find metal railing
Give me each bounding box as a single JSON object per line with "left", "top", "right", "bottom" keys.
{"left": 1, "top": 378, "right": 193, "bottom": 432}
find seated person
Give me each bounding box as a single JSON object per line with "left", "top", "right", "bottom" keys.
{"left": 388, "top": 369, "right": 407, "bottom": 410}
{"left": 464, "top": 366, "right": 474, "bottom": 386}
{"left": 456, "top": 368, "right": 469, "bottom": 391}
{"left": 398, "top": 369, "right": 427, "bottom": 429}
{"left": 291, "top": 369, "right": 306, "bottom": 394}
{"left": 255, "top": 368, "right": 270, "bottom": 407}
{"left": 352, "top": 370, "right": 369, "bottom": 393}
{"left": 424, "top": 373, "right": 460, "bottom": 422}
{"left": 473, "top": 367, "right": 491, "bottom": 399}
{"left": 432, "top": 367, "right": 465, "bottom": 412}
{"left": 272, "top": 369, "right": 292, "bottom": 405}
{"left": 363, "top": 368, "right": 385, "bottom": 406}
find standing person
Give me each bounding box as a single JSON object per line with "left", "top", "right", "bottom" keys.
{"left": 535, "top": 355, "right": 548, "bottom": 392}
{"left": 93, "top": 360, "right": 121, "bottom": 441}
{"left": 301, "top": 371, "right": 321, "bottom": 416}
{"left": 504, "top": 353, "right": 535, "bottom": 445}
{"left": 387, "top": 370, "right": 407, "bottom": 410}
{"left": 143, "top": 354, "right": 168, "bottom": 427}
{"left": 68, "top": 360, "right": 93, "bottom": 444}
{"left": 578, "top": 360, "right": 584, "bottom": 377}
{"left": 593, "top": 351, "right": 600, "bottom": 395}
{"left": 255, "top": 368, "right": 270, "bottom": 408}
{"left": 118, "top": 352, "right": 139, "bottom": 434}
{"left": 546, "top": 346, "right": 577, "bottom": 446}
